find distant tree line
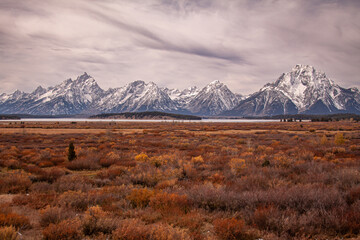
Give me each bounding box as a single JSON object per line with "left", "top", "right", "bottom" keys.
{"left": 90, "top": 111, "right": 202, "bottom": 120}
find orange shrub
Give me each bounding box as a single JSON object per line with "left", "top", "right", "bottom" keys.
{"left": 112, "top": 219, "right": 150, "bottom": 240}
{"left": 42, "top": 219, "right": 82, "bottom": 240}
{"left": 99, "top": 151, "right": 120, "bottom": 167}
{"left": 113, "top": 219, "right": 191, "bottom": 240}
{"left": 213, "top": 218, "right": 251, "bottom": 240}
{"left": 229, "top": 158, "right": 247, "bottom": 175}
{"left": 0, "top": 226, "right": 18, "bottom": 240}
{"left": 350, "top": 145, "right": 359, "bottom": 151}
{"left": 0, "top": 212, "right": 31, "bottom": 229}
{"left": 150, "top": 223, "right": 191, "bottom": 240}
{"left": 134, "top": 153, "right": 149, "bottom": 162}
{"left": 191, "top": 155, "right": 204, "bottom": 165}
{"left": 149, "top": 155, "right": 168, "bottom": 168}
{"left": 150, "top": 192, "right": 190, "bottom": 214}
{"left": 97, "top": 165, "right": 127, "bottom": 180}
{"left": 334, "top": 132, "right": 345, "bottom": 145}
{"left": 127, "top": 188, "right": 154, "bottom": 208}
{"left": 320, "top": 135, "right": 328, "bottom": 145}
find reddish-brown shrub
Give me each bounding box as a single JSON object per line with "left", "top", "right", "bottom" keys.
{"left": 97, "top": 166, "right": 127, "bottom": 180}
{"left": 38, "top": 161, "right": 54, "bottom": 168}
{"left": 252, "top": 205, "right": 278, "bottom": 230}
{"left": 129, "top": 166, "right": 164, "bottom": 187}
{"left": 82, "top": 206, "right": 118, "bottom": 236}
{"left": 53, "top": 175, "right": 92, "bottom": 193}
{"left": 59, "top": 190, "right": 112, "bottom": 211}
{"left": 112, "top": 219, "right": 151, "bottom": 240}
{"left": 213, "top": 218, "right": 251, "bottom": 240}
{"left": 0, "top": 212, "right": 31, "bottom": 229}
{"left": 112, "top": 219, "right": 191, "bottom": 240}
{"left": 346, "top": 185, "right": 360, "bottom": 205}
{"left": 66, "top": 158, "right": 101, "bottom": 170}
{"left": 99, "top": 151, "right": 120, "bottom": 167}
{"left": 30, "top": 182, "right": 54, "bottom": 193}
{"left": 150, "top": 192, "right": 190, "bottom": 214}
{"left": 42, "top": 219, "right": 82, "bottom": 240}
{"left": 12, "top": 193, "right": 57, "bottom": 209}
{"left": 171, "top": 211, "right": 204, "bottom": 235}
{"left": 40, "top": 206, "right": 75, "bottom": 227}
{"left": 0, "top": 173, "right": 31, "bottom": 194}
{"left": 149, "top": 223, "right": 191, "bottom": 240}
{"left": 3, "top": 159, "right": 21, "bottom": 169}
{"left": 34, "top": 167, "right": 66, "bottom": 183}
{"left": 58, "top": 191, "right": 89, "bottom": 211}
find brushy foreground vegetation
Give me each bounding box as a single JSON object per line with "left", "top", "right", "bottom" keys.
{"left": 0, "top": 121, "right": 359, "bottom": 240}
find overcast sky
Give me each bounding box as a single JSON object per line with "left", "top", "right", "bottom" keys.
{"left": 0, "top": 0, "right": 359, "bottom": 94}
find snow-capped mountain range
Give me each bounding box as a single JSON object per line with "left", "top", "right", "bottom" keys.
{"left": 0, "top": 72, "right": 240, "bottom": 115}
{"left": 224, "top": 64, "right": 360, "bottom": 116}
{"left": 0, "top": 65, "right": 359, "bottom": 116}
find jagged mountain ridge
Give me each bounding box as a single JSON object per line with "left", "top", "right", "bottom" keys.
{"left": 0, "top": 73, "right": 104, "bottom": 115}
{"left": 224, "top": 65, "right": 360, "bottom": 116}
{"left": 0, "top": 73, "right": 240, "bottom": 115}
{"left": 187, "top": 80, "right": 240, "bottom": 115}
{"left": 92, "top": 80, "right": 180, "bottom": 113}
{"left": 0, "top": 65, "right": 359, "bottom": 116}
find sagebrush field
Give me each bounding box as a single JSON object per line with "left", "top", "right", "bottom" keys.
{"left": 0, "top": 121, "right": 359, "bottom": 239}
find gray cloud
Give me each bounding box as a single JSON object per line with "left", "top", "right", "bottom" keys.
{"left": 0, "top": 0, "right": 359, "bottom": 95}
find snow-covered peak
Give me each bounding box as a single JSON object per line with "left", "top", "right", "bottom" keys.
{"left": 202, "top": 80, "right": 228, "bottom": 95}
{"left": 207, "top": 80, "right": 224, "bottom": 88}
{"left": 31, "top": 86, "right": 47, "bottom": 96}
{"left": 292, "top": 64, "right": 315, "bottom": 73}
{"left": 76, "top": 72, "right": 91, "bottom": 81}
{"left": 180, "top": 86, "right": 199, "bottom": 97}
{"left": 129, "top": 80, "right": 145, "bottom": 87}
{"left": 95, "top": 80, "right": 178, "bottom": 113}
{"left": 11, "top": 90, "right": 27, "bottom": 99}
{"left": 163, "top": 88, "right": 181, "bottom": 99}
{"left": 188, "top": 80, "right": 239, "bottom": 115}
{"left": 267, "top": 65, "right": 339, "bottom": 110}
{"left": 209, "top": 80, "right": 221, "bottom": 85}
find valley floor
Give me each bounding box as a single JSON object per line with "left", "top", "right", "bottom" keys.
{"left": 0, "top": 121, "right": 359, "bottom": 239}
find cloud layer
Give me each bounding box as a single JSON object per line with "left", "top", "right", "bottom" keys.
{"left": 0, "top": 0, "right": 359, "bottom": 94}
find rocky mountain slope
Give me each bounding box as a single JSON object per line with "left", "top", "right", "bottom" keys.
{"left": 224, "top": 65, "right": 360, "bottom": 116}
{"left": 0, "top": 65, "right": 358, "bottom": 116}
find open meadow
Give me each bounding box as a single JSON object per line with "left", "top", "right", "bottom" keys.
{"left": 0, "top": 121, "right": 359, "bottom": 239}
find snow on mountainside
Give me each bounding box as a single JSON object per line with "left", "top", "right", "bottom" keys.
{"left": 225, "top": 65, "right": 360, "bottom": 116}
{"left": 0, "top": 74, "right": 240, "bottom": 115}
{"left": 93, "top": 80, "right": 180, "bottom": 113}
{"left": 164, "top": 86, "right": 200, "bottom": 108}
{"left": 188, "top": 80, "right": 240, "bottom": 115}
{"left": 0, "top": 66, "right": 357, "bottom": 116}
{"left": 0, "top": 73, "right": 105, "bottom": 115}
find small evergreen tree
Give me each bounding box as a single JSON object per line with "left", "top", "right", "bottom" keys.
{"left": 68, "top": 142, "right": 76, "bottom": 161}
